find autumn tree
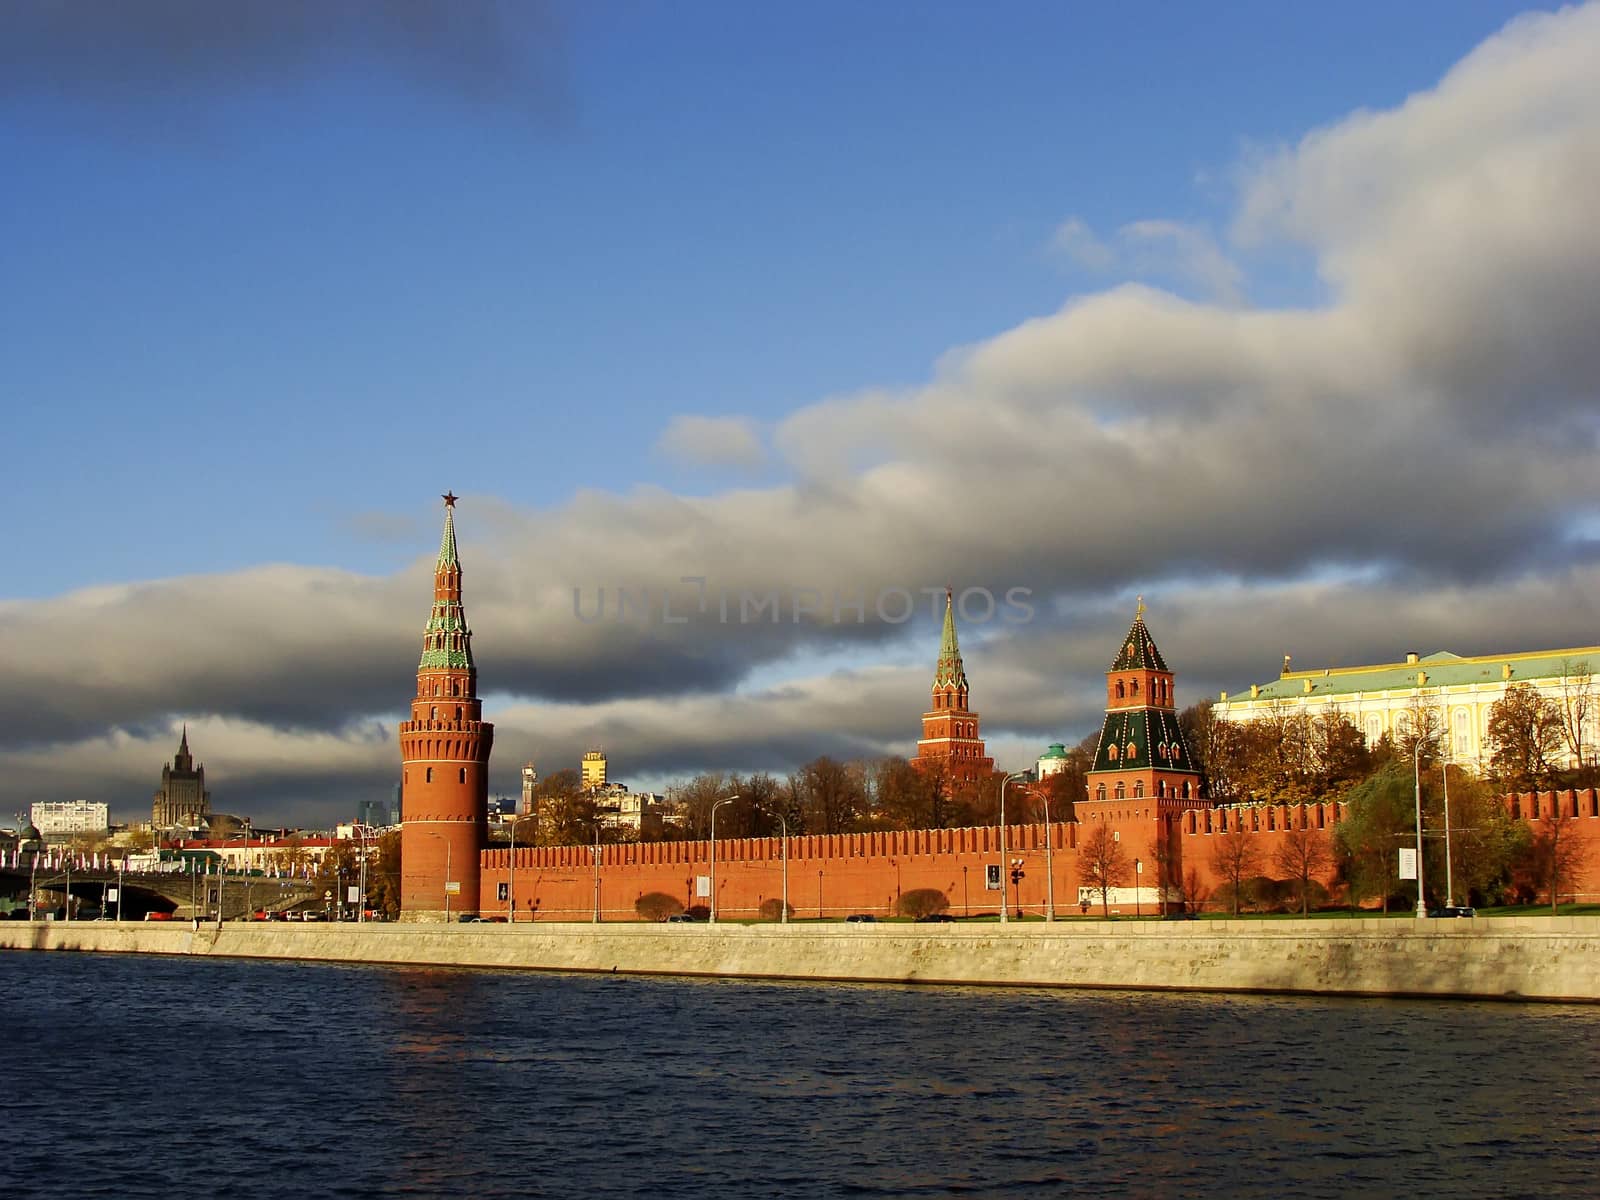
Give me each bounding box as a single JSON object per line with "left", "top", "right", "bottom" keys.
{"left": 1520, "top": 800, "right": 1589, "bottom": 912}
{"left": 1273, "top": 823, "right": 1334, "bottom": 915}
{"left": 1486, "top": 683, "right": 1563, "bottom": 791}
{"left": 368, "top": 829, "right": 402, "bottom": 919}
{"left": 667, "top": 771, "right": 733, "bottom": 841}
{"left": 870, "top": 757, "right": 948, "bottom": 831}
{"left": 1209, "top": 823, "right": 1265, "bottom": 916}
{"left": 1079, "top": 823, "right": 1129, "bottom": 917}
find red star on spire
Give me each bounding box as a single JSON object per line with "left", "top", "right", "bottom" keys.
{"left": 442, "top": 491, "right": 458, "bottom": 507}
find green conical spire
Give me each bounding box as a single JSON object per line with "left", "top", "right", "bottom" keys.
{"left": 934, "top": 588, "right": 968, "bottom": 690}
{"left": 438, "top": 492, "right": 459, "bottom": 567}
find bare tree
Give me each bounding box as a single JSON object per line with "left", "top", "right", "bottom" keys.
{"left": 1209, "top": 823, "right": 1265, "bottom": 916}
{"left": 1273, "top": 823, "right": 1334, "bottom": 915}
{"left": 1079, "top": 823, "right": 1129, "bottom": 917}
{"left": 1556, "top": 659, "right": 1595, "bottom": 772}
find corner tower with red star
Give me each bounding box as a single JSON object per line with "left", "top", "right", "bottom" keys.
{"left": 398, "top": 493, "right": 494, "bottom": 921}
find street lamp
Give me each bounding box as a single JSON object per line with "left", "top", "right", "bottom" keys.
{"left": 1039, "top": 790, "right": 1055, "bottom": 922}
{"left": 507, "top": 811, "right": 518, "bottom": 923}
{"left": 1441, "top": 741, "right": 1455, "bottom": 908}
{"left": 709, "top": 794, "right": 739, "bottom": 924}
{"left": 1134, "top": 859, "right": 1142, "bottom": 919}
{"left": 998, "top": 772, "right": 1027, "bottom": 924}
{"left": 421, "top": 829, "right": 453, "bottom": 923}
{"left": 351, "top": 822, "right": 375, "bottom": 923}
{"left": 755, "top": 806, "right": 789, "bottom": 924}
{"left": 1412, "top": 717, "right": 1427, "bottom": 919}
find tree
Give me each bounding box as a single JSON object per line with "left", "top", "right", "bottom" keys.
{"left": 635, "top": 892, "right": 684, "bottom": 921}
{"left": 1520, "top": 801, "right": 1589, "bottom": 912}
{"left": 1487, "top": 683, "right": 1564, "bottom": 791}
{"left": 1273, "top": 824, "right": 1334, "bottom": 915}
{"left": 531, "top": 769, "right": 596, "bottom": 846}
{"left": 1438, "top": 768, "right": 1528, "bottom": 906}
{"left": 368, "top": 829, "right": 402, "bottom": 920}
{"left": 896, "top": 888, "right": 949, "bottom": 918}
{"left": 757, "top": 897, "right": 795, "bottom": 920}
{"left": 1209, "top": 823, "right": 1265, "bottom": 916}
{"left": 870, "top": 757, "right": 946, "bottom": 831}
{"left": 1334, "top": 763, "right": 1415, "bottom": 913}
{"left": 1556, "top": 659, "right": 1595, "bottom": 774}
{"left": 794, "top": 757, "right": 867, "bottom": 835}
{"left": 1079, "top": 824, "right": 1128, "bottom": 917}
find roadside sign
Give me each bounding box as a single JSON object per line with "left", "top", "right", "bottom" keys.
{"left": 346, "top": 886, "right": 361, "bottom": 903}
{"left": 695, "top": 875, "right": 710, "bottom": 898}
{"left": 444, "top": 881, "right": 461, "bottom": 895}
{"left": 106, "top": 888, "right": 119, "bottom": 901}
{"left": 1398, "top": 848, "right": 1418, "bottom": 880}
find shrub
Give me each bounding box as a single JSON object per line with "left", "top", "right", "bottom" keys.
{"left": 896, "top": 888, "right": 949, "bottom": 919}
{"left": 685, "top": 904, "right": 711, "bottom": 922}
{"left": 758, "top": 897, "right": 795, "bottom": 920}
{"left": 635, "top": 892, "right": 684, "bottom": 921}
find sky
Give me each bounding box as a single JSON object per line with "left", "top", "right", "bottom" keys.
{"left": 3, "top": 1, "right": 1599, "bottom": 827}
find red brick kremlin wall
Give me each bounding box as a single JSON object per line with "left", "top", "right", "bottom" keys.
{"left": 479, "top": 789, "right": 1600, "bottom": 919}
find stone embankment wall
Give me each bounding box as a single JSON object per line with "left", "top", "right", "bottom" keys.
{"left": 5, "top": 917, "right": 1599, "bottom": 1003}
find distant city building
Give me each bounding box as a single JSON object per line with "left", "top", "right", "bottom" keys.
{"left": 520, "top": 762, "right": 537, "bottom": 815}
{"left": 32, "top": 799, "right": 109, "bottom": 839}
{"left": 356, "top": 796, "right": 399, "bottom": 828}
{"left": 1214, "top": 646, "right": 1600, "bottom": 771}
{"left": 914, "top": 589, "right": 993, "bottom": 790}
{"left": 590, "top": 782, "right": 665, "bottom": 839}
{"left": 152, "top": 726, "right": 211, "bottom": 832}
{"left": 581, "top": 750, "right": 608, "bottom": 791}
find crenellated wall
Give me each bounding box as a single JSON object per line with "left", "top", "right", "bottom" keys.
{"left": 478, "top": 790, "right": 1600, "bottom": 919}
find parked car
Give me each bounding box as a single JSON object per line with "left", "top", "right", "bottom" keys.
{"left": 458, "top": 913, "right": 483, "bottom": 923}
{"left": 665, "top": 913, "right": 703, "bottom": 923}
{"left": 144, "top": 911, "right": 175, "bottom": 921}
{"left": 1429, "top": 906, "right": 1477, "bottom": 918}
{"left": 844, "top": 913, "right": 877, "bottom": 923}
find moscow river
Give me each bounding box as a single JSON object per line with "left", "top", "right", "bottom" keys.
{"left": 4, "top": 951, "right": 1597, "bottom": 1199}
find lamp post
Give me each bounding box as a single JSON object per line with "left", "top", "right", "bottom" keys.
{"left": 1134, "top": 859, "right": 1143, "bottom": 919}
{"left": 756, "top": 806, "right": 789, "bottom": 924}
{"left": 998, "top": 772, "right": 1026, "bottom": 924}
{"left": 592, "top": 803, "right": 619, "bottom": 924}
{"left": 507, "top": 812, "right": 517, "bottom": 923}
{"left": 709, "top": 794, "right": 739, "bottom": 923}
{"left": 1040, "top": 790, "right": 1055, "bottom": 922}
{"left": 1441, "top": 742, "right": 1455, "bottom": 908}
{"left": 1412, "top": 721, "right": 1427, "bottom": 919}
{"left": 421, "top": 829, "right": 453, "bottom": 923}
{"left": 241, "top": 820, "right": 253, "bottom": 920}
{"left": 352, "top": 823, "right": 374, "bottom": 923}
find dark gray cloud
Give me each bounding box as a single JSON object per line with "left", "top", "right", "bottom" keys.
{"left": 0, "top": 0, "right": 565, "bottom": 116}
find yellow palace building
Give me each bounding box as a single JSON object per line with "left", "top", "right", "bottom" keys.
{"left": 1213, "top": 646, "right": 1600, "bottom": 771}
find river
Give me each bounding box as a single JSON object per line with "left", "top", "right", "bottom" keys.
{"left": 3, "top": 952, "right": 1596, "bottom": 1198}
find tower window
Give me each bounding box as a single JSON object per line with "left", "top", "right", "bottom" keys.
{"left": 459, "top": 768, "right": 467, "bottom": 784}
{"left": 1115, "top": 782, "right": 1126, "bottom": 799}
{"left": 1133, "top": 782, "right": 1144, "bottom": 798}
{"left": 426, "top": 768, "right": 433, "bottom": 783}
{"left": 430, "top": 706, "right": 438, "bottom": 720}
{"left": 1116, "top": 681, "right": 1125, "bottom": 699}
{"left": 1131, "top": 679, "right": 1139, "bottom": 696}
{"left": 1096, "top": 784, "right": 1106, "bottom": 802}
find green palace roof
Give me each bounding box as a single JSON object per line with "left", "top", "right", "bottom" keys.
{"left": 1039, "top": 743, "right": 1068, "bottom": 760}
{"left": 1225, "top": 646, "right": 1600, "bottom": 703}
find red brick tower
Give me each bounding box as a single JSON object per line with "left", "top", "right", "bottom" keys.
{"left": 398, "top": 493, "right": 494, "bottom": 921}
{"left": 1079, "top": 600, "right": 1206, "bottom": 905}
{"left": 915, "top": 589, "right": 994, "bottom": 790}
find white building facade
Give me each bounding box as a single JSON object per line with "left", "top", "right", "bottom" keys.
{"left": 1213, "top": 647, "right": 1600, "bottom": 772}
{"left": 31, "top": 799, "right": 110, "bottom": 838}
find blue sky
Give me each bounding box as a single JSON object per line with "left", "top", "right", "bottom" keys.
{"left": 4, "top": 1, "right": 1598, "bottom": 823}
{"left": 3, "top": 1, "right": 1546, "bottom": 595}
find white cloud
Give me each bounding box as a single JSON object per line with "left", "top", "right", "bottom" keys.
{"left": 653, "top": 414, "right": 767, "bottom": 469}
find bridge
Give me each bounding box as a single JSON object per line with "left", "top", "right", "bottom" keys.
{"left": 0, "top": 865, "right": 323, "bottom": 921}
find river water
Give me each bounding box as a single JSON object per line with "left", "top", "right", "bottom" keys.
{"left": 3, "top": 952, "right": 1596, "bottom": 1198}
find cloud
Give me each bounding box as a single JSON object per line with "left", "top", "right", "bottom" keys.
{"left": 1049, "top": 217, "right": 1115, "bottom": 270}
{"left": 9, "top": 4, "right": 1600, "bottom": 821}
{"left": 653, "top": 415, "right": 768, "bottom": 470}
{"left": 1048, "top": 215, "right": 1242, "bottom": 303}
{"left": 0, "top": 0, "right": 566, "bottom": 120}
